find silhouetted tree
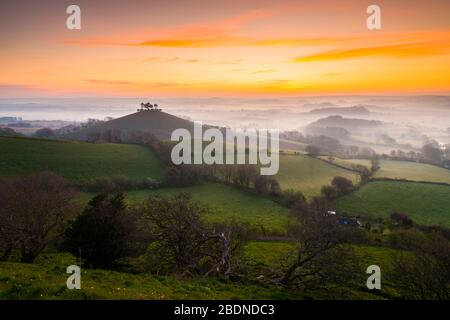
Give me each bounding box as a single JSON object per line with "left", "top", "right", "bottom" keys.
{"left": 279, "top": 200, "right": 363, "bottom": 289}
{"left": 62, "top": 193, "right": 146, "bottom": 269}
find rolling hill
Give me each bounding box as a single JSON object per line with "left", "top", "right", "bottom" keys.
{"left": 308, "top": 115, "right": 382, "bottom": 129}
{"left": 0, "top": 136, "right": 164, "bottom": 182}
{"left": 67, "top": 111, "right": 196, "bottom": 140}
{"left": 308, "top": 105, "right": 371, "bottom": 116}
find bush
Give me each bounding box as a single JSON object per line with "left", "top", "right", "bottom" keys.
{"left": 142, "top": 177, "right": 162, "bottom": 189}
{"left": 331, "top": 176, "right": 354, "bottom": 195}
{"left": 321, "top": 185, "right": 337, "bottom": 200}
{"left": 276, "top": 189, "right": 306, "bottom": 207}
{"left": 390, "top": 212, "right": 414, "bottom": 229}
{"left": 82, "top": 175, "right": 139, "bottom": 192}
{"left": 62, "top": 193, "right": 147, "bottom": 269}
{"left": 163, "top": 166, "right": 200, "bottom": 187}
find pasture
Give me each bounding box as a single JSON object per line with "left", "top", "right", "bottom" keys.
{"left": 0, "top": 136, "right": 164, "bottom": 182}
{"left": 335, "top": 180, "right": 450, "bottom": 227}
{"left": 276, "top": 154, "right": 360, "bottom": 197}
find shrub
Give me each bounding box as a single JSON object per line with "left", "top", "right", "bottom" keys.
{"left": 82, "top": 175, "right": 139, "bottom": 192}
{"left": 331, "top": 176, "right": 354, "bottom": 195}
{"left": 62, "top": 193, "right": 147, "bottom": 269}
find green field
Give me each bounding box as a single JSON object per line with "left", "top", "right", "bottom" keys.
{"left": 0, "top": 137, "right": 164, "bottom": 182}
{"left": 319, "top": 157, "right": 450, "bottom": 184}
{"left": 374, "top": 160, "right": 450, "bottom": 184}
{"left": 276, "top": 154, "right": 360, "bottom": 197}
{"left": 81, "top": 183, "right": 290, "bottom": 235}
{"left": 335, "top": 181, "right": 450, "bottom": 227}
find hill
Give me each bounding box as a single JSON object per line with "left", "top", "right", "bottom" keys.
{"left": 276, "top": 154, "right": 360, "bottom": 198}
{"left": 67, "top": 111, "right": 196, "bottom": 140}
{"left": 0, "top": 136, "right": 164, "bottom": 182}
{"left": 0, "top": 127, "right": 22, "bottom": 137}
{"left": 335, "top": 180, "right": 450, "bottom": 227}
{"left": 308, "top": 105, "right": 371, "bottom": 116}
{"left": 308, "top": 115, "right": 382, "bottom": 130}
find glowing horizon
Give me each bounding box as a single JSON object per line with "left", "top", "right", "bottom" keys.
{"left": 1, "top": 0, "right": 450, "bottom": 97}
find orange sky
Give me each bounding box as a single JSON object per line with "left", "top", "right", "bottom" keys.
{"left": 1, "top": 0, "right": 450, "bottom": 97}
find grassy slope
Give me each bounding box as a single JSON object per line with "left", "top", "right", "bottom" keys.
{"left": 335, "top": 181, "right": 450, "bottom": 227}
{"left": 276, "top": 154, "right": 360, "bottom": 198}
{"left": 319, "top": 157, "right": 450, "bottom": 184}
{"left": 0, "top": 136, "right": 164, "bottom": 182}
{"left": 0, "top": 242, "right": 401, "bottom": 300}
{"left": 0, "top": 252, "right": 302, "bottom": 300}
{"left": 374, "top": 160, "right": 450, "bottom": 184}
{"left": 80, "top": 183, "right": 290, "bottom": 235}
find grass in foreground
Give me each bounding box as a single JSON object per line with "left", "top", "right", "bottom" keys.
{"left": 0, "top": 242, "right": 401, "bottom": 300}
{"left": 0, "top": 252, "right": 303, "bottom": 300}
{"left": 335, "top": 181, "right": 450, "bottom": 227}
{"left": 0, "top": 136, "right": 164, "bottom": 182}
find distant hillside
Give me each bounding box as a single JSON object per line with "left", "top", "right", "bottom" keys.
{"left": 308, "top": 105, "right": 371, "bottom": 116}
{"left": 308, "top": 115, "right": 382, "bottom": 130}
{"left": 67, "top": 111, "right": 197, "bottom": 141}
{"left": 0, "top": 127, "right": 22, "bottom": 137}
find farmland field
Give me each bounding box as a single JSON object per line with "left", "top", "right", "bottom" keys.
{"left": 335, "top": 181, "right": 450, "bottom": 227}
{"left": 319, "top": 157, "right": 450, "bottom": 184}
{"left": 276, "top": 154, "right": 360, "bottom": 197}
{"left": 0, "top": 136, "right": 164, "bottom": 182}
{"left": 80, "top": 183, "right": 291, "bottom": 235}
{"left": 374, "top": 160, "right": 450, "bottom": 184}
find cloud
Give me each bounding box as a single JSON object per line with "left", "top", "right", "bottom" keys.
{"left": 294, "top": 40, "right": 450, "bottom": 62}
{"left": 64, "top": 4, "right": 364, "bottom": 48}
{"left": 249, "top": 69, "right": 275, "bottom": 75}
{"left": 87, "top": 79, "right": 133, "bottom": 85}
{"left": 144, "top": 56, "right": 200, "bottom": 63}
{"left": 136, "top": 36, "right": 360, "bottom": 48}
{"left": 87, "top": 79, "right": 182, "bottom": 88}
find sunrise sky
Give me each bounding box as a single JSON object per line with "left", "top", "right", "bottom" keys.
{"left": 1, "top": 0, "right": 450, "bottom": 97}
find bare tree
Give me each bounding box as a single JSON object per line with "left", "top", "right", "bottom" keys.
{"left": 0, "top": 172, "right": 76, "bottom": 263}
{"left": 278, "top": 199, "right": 363, "bottom": 290}
{"left": 141, "top": 193, "right": 247, "bottom": 276}
{"left": 390, "top": 232, "right": 450, "bottom": 299}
